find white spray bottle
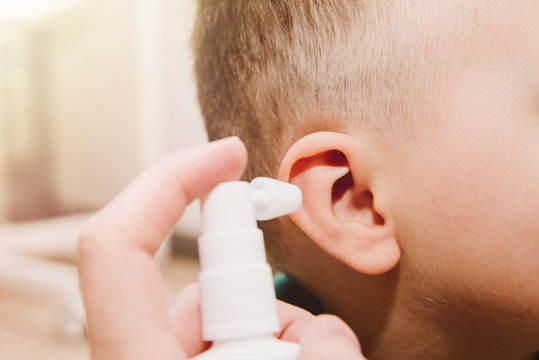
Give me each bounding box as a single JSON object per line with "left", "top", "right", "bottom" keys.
{"left": 191, "top": 177, "right": 302, "bottom": 360}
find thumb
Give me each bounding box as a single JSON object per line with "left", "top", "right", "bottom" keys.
{"left": 297, "top": 315, "right": 367, "bottom": 360}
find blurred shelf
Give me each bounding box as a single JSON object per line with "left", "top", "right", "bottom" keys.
{"left": 0, "top": 212, "right": 93, "bottom": 263}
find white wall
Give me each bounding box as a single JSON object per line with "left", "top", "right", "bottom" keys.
{"left": 161, "top": 0, "right": 207, "bottom": 152}
{"left": 46, "top": 0, "right": 206, "bottom": 211}
{"left": 0, "top": 0, "right": 206, "bottom": 228}
{"left": 47, "top": 0, "right": 140, "bottom": 209}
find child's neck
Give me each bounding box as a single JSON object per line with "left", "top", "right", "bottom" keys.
{"left": 320, "top": 279, "right": 535, "bottom": 360}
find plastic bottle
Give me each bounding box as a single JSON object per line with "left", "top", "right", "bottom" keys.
{"left": 191, "top": 177, "right": 303, "bottom": 360}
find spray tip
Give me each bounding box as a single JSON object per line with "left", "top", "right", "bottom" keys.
{"left": 250, "top": 177, "right": 302, "bottom": 221}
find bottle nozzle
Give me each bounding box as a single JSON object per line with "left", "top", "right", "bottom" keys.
{"left": 250, "top": 177, "right": 302, "bottom": 221}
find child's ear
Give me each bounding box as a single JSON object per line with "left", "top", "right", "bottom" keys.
{"left": 278, "top": 132, "right": 400, "bottom": 275}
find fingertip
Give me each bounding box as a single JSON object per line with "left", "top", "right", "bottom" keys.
{"left": 206, "top": 136, "right": 248, "bottom": 180}
{"left": 209, "top": 136, "right": 247, "bottom": 158}
{"left": 300, "top": 315, "right": 361, "bottom": 352}
{"left": 276, "top": 301, "right": 316, "bottom": 343}
{"left": 169, "top": 137, "right": 247, "bottom": 203}
{"left": 225, "top": 137, "right": 248, "bottom": 177}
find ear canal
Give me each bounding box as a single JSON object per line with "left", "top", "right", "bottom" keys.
{"left": 331, "top": 171, "right": 385, "bottom": 226}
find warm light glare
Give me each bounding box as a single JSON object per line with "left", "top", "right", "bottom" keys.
{"left": 0, "top": 0, "right": 83, "bottom": 21}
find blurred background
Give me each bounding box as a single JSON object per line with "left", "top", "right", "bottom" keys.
{"left": 0, "top": 0, "right": 206, "bottom": 358}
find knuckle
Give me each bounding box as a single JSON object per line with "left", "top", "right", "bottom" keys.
{"left": 78, "top": 217, "right": 106, "bottom": 258}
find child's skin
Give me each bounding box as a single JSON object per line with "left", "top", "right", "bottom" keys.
{"left": 77, "top": 137, "right": 366, "bottom": 359}
{"left": 271, "top": 5, "right": 539, "bottom": 358}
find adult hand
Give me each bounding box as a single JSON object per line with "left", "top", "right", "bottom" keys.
{"left": 168, "top": 284, "right": 368, "bottom": 360}
{"left": 78, "top": 137, "right": 367, "bottom": 359}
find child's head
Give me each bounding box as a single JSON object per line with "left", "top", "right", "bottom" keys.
{"left": 193, "top": 1, "right": 539, "bottom": 358}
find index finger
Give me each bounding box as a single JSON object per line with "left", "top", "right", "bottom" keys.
{"left": 78, "top": 137, "right": 247, "bottom": 359}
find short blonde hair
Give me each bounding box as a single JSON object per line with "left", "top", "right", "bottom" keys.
{"left": 193, "top": 1, "right": 500, "bottom": 180}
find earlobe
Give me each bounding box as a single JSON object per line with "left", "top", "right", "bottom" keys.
{"left": 279, "top": 132, "right": 401, "bottom": 275}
